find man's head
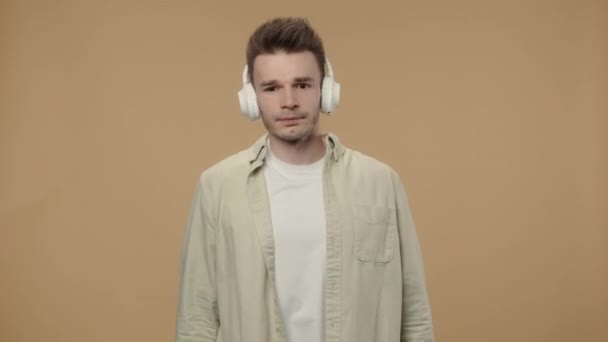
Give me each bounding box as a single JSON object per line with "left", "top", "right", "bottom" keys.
{"left": 244, "top": 17, "right": 328, "bottom": 144}
{"left": 246, "top": 17, "right": 326, "bottom": 84}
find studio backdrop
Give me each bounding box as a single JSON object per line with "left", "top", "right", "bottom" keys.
{"left": 1, "top": 1, "right": 606, "bottom": 341}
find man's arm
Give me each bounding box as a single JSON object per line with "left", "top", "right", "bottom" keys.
{"left": 175, "top": 178, "right": 219, "bottom": 342}
{"left": 392, "top": 173, "right": 435, "bottom": 342}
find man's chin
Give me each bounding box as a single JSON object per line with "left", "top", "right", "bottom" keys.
{"left": 273, "top": 130, "right": 309, "bottom": 143}
{"left": 278, "top": 134, "right": 304, "bottom": 143}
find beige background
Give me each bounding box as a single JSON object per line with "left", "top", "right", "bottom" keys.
{"left": 1, "top": 0, "right": 607, "bottom": 341}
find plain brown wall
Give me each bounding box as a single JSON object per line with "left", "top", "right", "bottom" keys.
{"left": 1, "top": 0, "right": 606, "bottom": 341}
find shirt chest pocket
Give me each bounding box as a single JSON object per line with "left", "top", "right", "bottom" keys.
{"left": 353, "top": 203, "right": 397, "bottom": 262}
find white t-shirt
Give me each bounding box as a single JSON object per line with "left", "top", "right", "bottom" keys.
{"left": 263, "top": 145, "right": 327, "bottom": 342}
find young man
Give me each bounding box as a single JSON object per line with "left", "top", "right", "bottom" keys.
{"left": 176, "top": 17, "right": 434, "bottom": 342}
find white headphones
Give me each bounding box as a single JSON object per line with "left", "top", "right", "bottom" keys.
{"left": 237, "top": 58, "right": 341, "bottom": 120}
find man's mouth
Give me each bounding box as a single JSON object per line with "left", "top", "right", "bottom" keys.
{"left": 277, "top": 116, "right": 304, "bottom": 122}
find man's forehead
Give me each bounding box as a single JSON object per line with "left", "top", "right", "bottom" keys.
{"left": 252, "top": 51, "right": 321, "bottom": 83}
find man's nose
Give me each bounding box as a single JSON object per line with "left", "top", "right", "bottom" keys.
{"left": 280, "top": 88, "right": 298, "bottom": 109}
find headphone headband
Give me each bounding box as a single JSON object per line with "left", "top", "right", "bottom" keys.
{"left": 241, "top": 65, "right": 249, "bottom": 84}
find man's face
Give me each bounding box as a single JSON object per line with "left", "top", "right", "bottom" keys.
{"left": 252, "top": 50, "right": 322, "bottom": 143}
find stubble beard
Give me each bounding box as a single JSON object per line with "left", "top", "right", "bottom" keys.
{"left": 262, "top": 111, "right": 320, "bottom": 145}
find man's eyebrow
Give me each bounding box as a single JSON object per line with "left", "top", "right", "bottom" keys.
{"left": 258, "top": 76, "right": 315, "bottom": 88}
{"left": 259, "top": 80, "right": 278, "bottom": 88}
{"left": 294, "top": 76, "right": 314, "bottom": 83}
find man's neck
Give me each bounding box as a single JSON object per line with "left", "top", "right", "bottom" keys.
{"left": 268, "top": 133, "right": 326, "bottom": 165}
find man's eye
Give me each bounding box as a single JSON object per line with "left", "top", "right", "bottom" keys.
{"left": 296, "top": 83, "right": 310, "bottom": 89}
{"left": 264, "top": 87, "right": 276, "bottom": 92}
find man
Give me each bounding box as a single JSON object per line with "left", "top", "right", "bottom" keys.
{"left": 176, "top": 17, "right": 434, "bottom": 342}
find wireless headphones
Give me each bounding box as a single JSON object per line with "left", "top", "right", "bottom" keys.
{"left": 237, "top": 58, "right": 341, "bottom": 120}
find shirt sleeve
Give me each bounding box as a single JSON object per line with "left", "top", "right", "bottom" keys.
{"left": 175, "top": 177, "right": 219, "bottom": 342}
{"left": 392, "top": 173, "right": 435, "bottom": 342}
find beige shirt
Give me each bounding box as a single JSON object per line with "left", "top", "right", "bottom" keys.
{"left": 175, "top": 133, "right": 434, "bottom": 342}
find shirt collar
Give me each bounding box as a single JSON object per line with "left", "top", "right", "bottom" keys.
{"left": 248, "top": 132, "right": 345, "bottom": 171}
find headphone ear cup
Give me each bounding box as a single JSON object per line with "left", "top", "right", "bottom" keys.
{"left": 238, "top": 83, "right": 260, "bottom": 120}
{"left": 321, "top": 76, "right": 340, "bottom": 114}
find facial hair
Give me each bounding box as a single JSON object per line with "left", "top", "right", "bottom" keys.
{"left": 261, "top": 110, "right": 320, "bottom": 144}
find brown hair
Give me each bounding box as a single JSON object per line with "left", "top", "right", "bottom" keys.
{"left": 246, "top": 17, "right": 326, "bottom": 84}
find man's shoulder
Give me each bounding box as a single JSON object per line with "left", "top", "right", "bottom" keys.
{"left": 197, "top": 147, "right": 253, "bottom": 185}
{"left": 343, "top": 146, "right": 399, "bottom": 180}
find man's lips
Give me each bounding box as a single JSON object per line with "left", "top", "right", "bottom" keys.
{"left": 277, "top": 116, "right": 303, "bottom": 127}
{"left": 277, "top": 116, "right": 303, "bottom": 121}
{"left": 277, "top": 116, "right": 304, "bottom": 123}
